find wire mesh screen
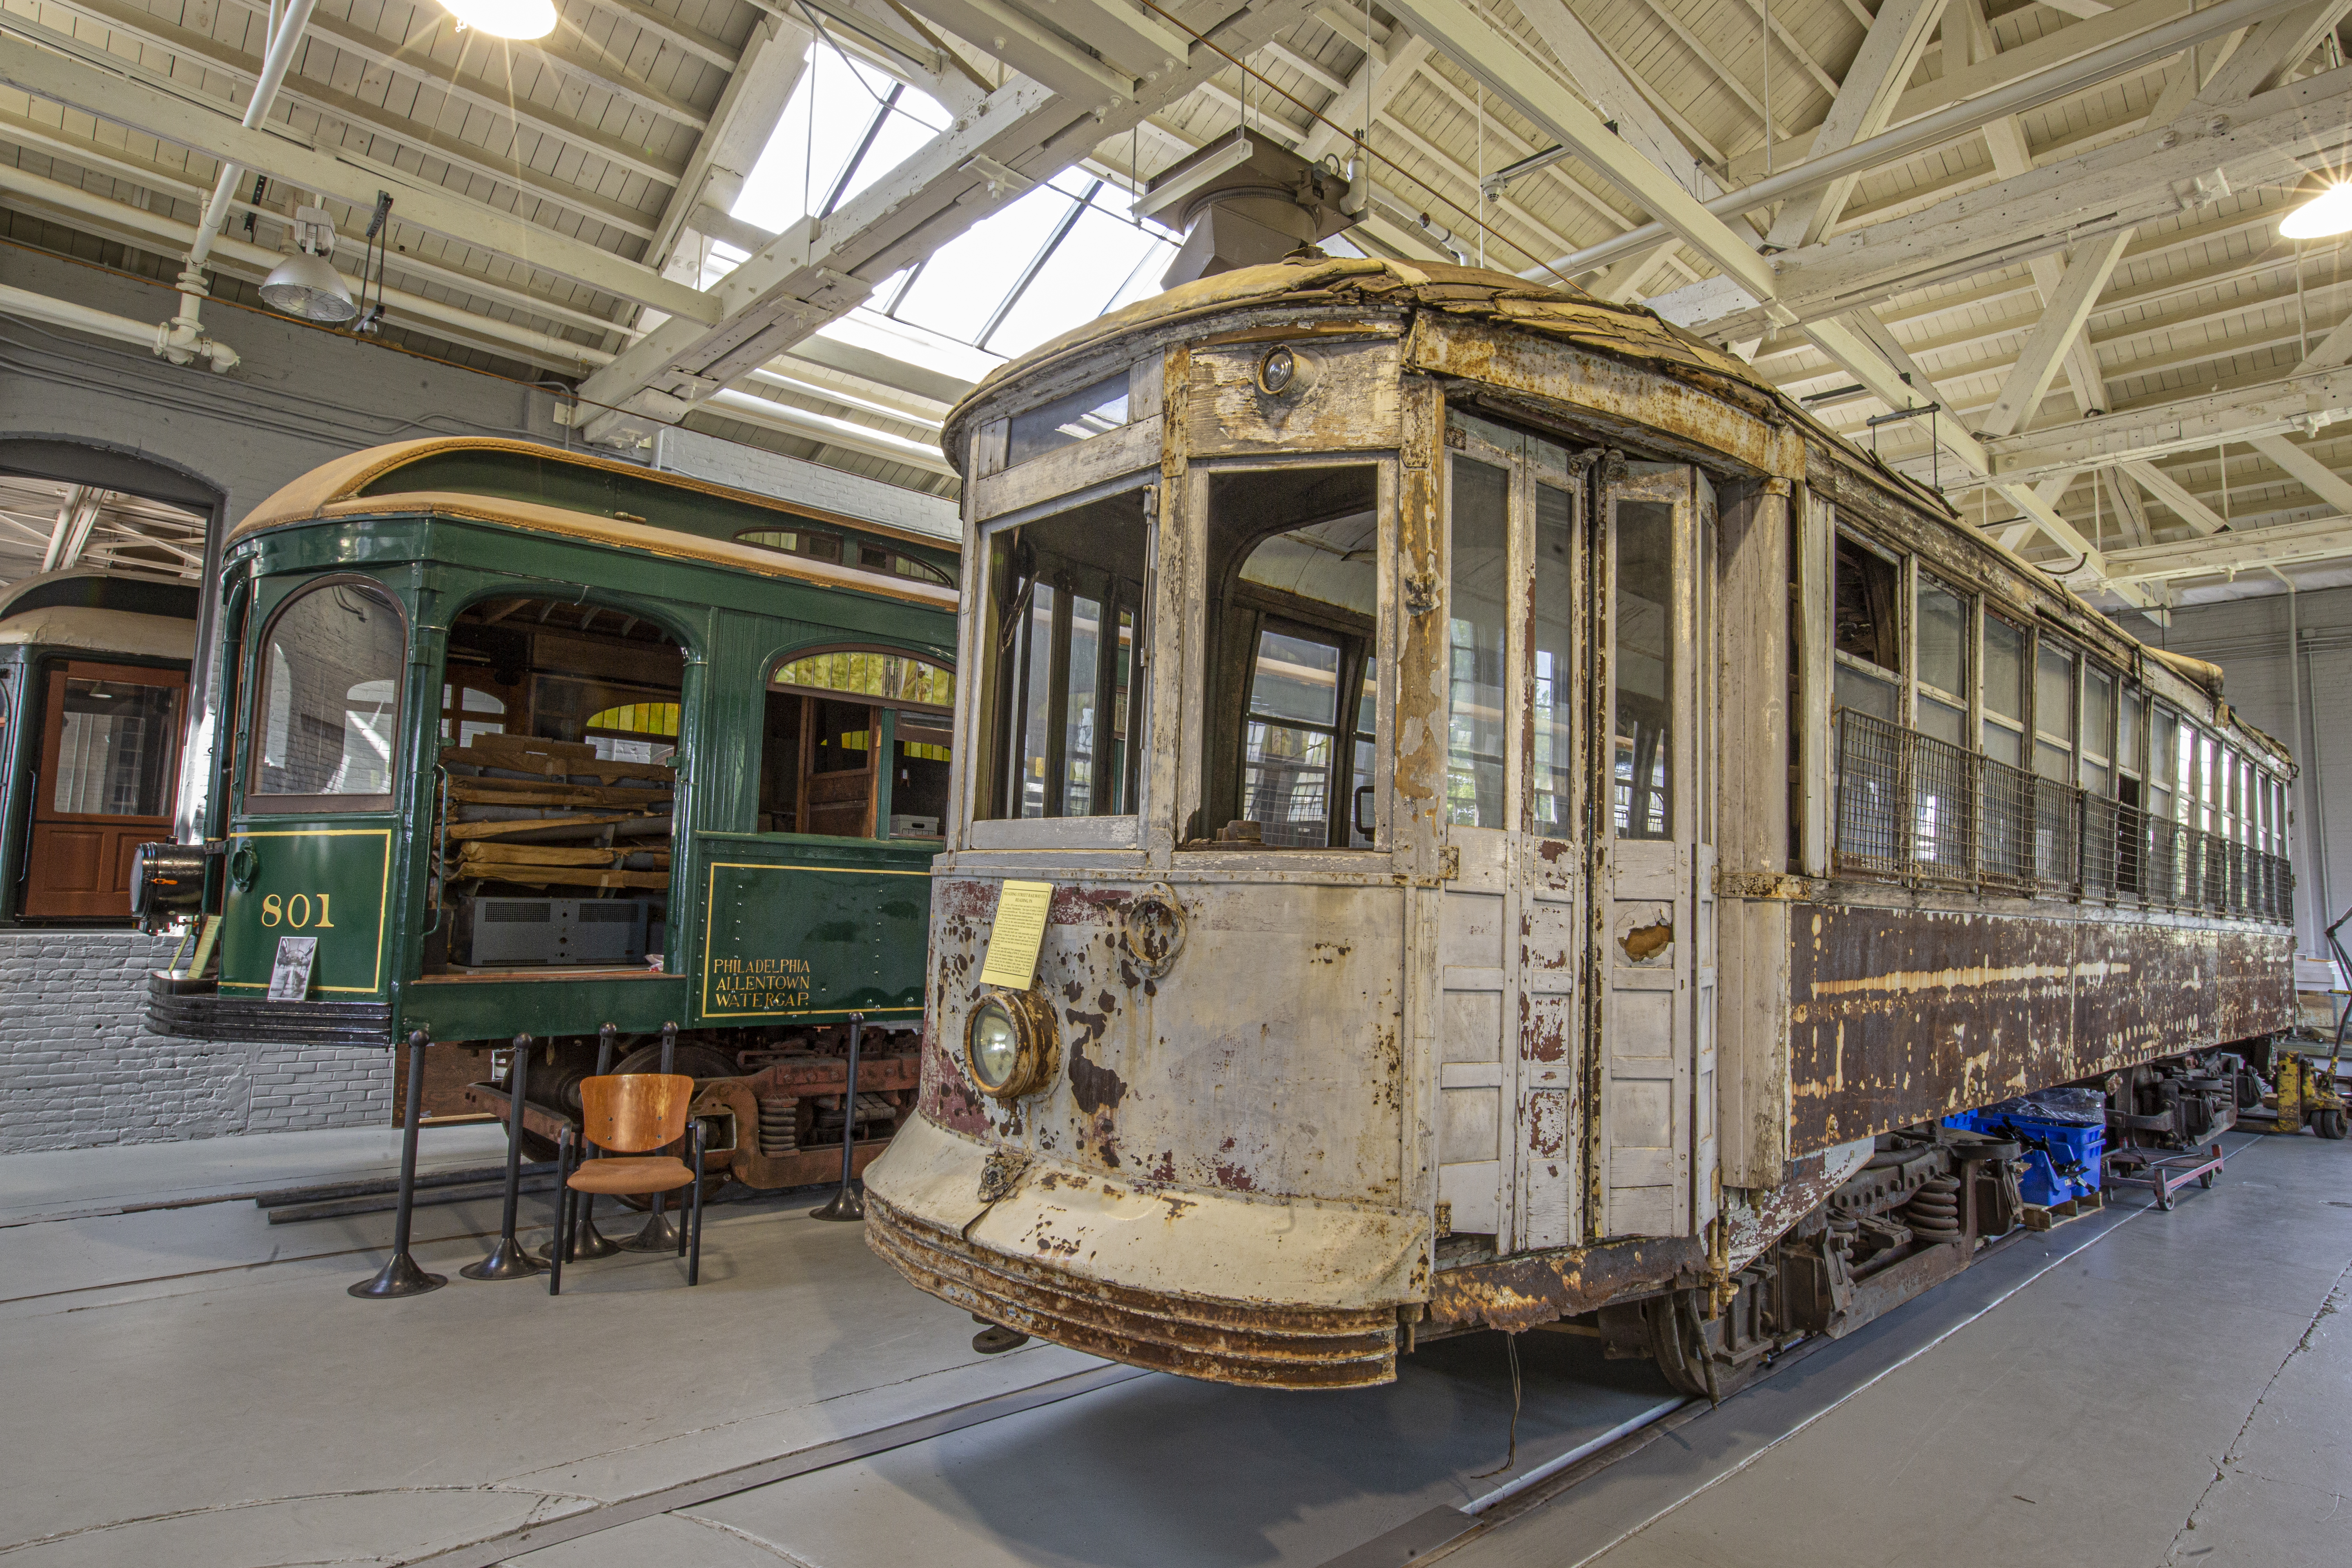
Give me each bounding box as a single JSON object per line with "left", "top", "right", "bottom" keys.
{"left": 1829, "top": 710, "right": 2287, "bottom": 923}
{"left": 1833, "top": 710, "right": 1905, "bottom": 878}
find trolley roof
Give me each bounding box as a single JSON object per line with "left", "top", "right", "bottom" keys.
{"left": 231, "top": 438, "right": 958, "bottom": 613}
{"left": 947, "top": 255, "right": 2279, "bottom": 763}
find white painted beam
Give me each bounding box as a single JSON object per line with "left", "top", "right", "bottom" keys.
{"left": 2102, "top": 510, "right": 2352, "bottom": 579}
{"left": 1765, "top": 0, "right": 1949, "bottom": 251}
{"left": 1381, "top": 0, "right": 1781, "bottom": 304}
{"left": 1650, "top": 62, "right": 2352, "bottom": 341}
{"left": 2118, "top": 458, "right": 2229, "bottom": 532}
{"left": 0, "top": 33, "right": 716, "bottom": 323}
{"left": 2249, "top": 432, "right": 2352, "bottom": 513}
{"left": 1972, "top": 365, "right": 2352, "bottom": 481}
{"left": 1978, "top": 235, "right": 2131, "bottom": 437}
{"left": 1571, "top": 0, "right": 2304, "bottom": 287}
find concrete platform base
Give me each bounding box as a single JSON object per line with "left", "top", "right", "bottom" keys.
{"left": 0, "top": 1126, "right": 2344, "bottom": 1567}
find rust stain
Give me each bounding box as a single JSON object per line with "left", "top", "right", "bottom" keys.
{"left": 1212, "top": 1160, "right": 1258, "bottom": 1192}
{"left": 1790, "top": 905, "right": 2292, "bottom": 1154}
{"left": 1619, "top": 920, "right": 1673, "bottom": 962}
{"left": 1426, "top": 1235, "right": 1706, "bottom": 1334}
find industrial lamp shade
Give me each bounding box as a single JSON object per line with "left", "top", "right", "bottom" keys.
{"left": 440, "top": 0, "right": 558, "bottom": 38}
{"left": 260, "top": 252, "right": 358, "bottom": 322}
{"left": 2281, "top": 183, "right": 2352, "bottom": 240}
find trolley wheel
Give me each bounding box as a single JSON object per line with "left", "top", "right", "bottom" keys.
{"left": 2199, "top": 1169, "right": 2216, "bottom": 1189}
{"left": 2157, "top": 1183, "right": 2176, "bottom": 1212}
{"left": 2319, "top": 1108, "right": 2349, "bottom": 1140}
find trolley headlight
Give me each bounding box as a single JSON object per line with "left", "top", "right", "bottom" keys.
{"left": 964, "top": 989, "right": 1055, "bottom": 1101}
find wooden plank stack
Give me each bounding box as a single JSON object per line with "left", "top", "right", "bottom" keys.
{"left": 439, "top": 733, "right": 673, "bottom": 893}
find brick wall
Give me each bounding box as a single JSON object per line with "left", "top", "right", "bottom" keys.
{"left": 0, "top": 929, "right": 388, "bottom": 1153}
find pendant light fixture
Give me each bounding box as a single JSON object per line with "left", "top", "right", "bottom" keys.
{"left": 440, "top": 0, "right": 558, "bottom": 40}
{"left": 259, "top": 206, "right": 356, "bottom": 323}
{"left": 2281, "top": 182, "right": 2352, "bottom": 239}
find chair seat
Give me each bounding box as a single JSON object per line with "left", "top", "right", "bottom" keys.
{"left": 568, "top": 1155, "right": 695, "bottom": 1195}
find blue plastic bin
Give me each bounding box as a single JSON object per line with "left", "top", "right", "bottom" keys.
{"left": 1943, "top": 1106, "right": 2104, "bottom": 1205}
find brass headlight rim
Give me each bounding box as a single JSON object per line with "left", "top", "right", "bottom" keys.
{"left": 964, "top": 985, "right": 1056, "bottom": 1102}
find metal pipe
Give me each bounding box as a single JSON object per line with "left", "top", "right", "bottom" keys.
{"left": 1541, "top": 0, "right": 2303, "bottom": 281}
{"left": 187, "top": 0, "right": 323, "bottom": 271}
{"left": 349, "top": 1031, "right": 448, "bottom": 1298}
{"left": 462, "top": 1033, "right": 542, "bottom": 1280}
{"left": 622, "top": 1022, "right": 684, "bottom": 1253}
{"left": 811, "top": 1011, "right": 867, "bottom": 1221}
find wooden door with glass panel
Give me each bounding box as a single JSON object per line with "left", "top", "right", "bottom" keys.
{"left": 26, "top": 660, "right": 185, "bottom": 918}
{"left": 1432, "top": 416, "right": 1588, "bottom": 1252}
{"left": 1595, "top": 461, "right": 1716, "bottom": 1241}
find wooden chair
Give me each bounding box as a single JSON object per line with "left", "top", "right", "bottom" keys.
{"left": 548, "top": 1074, "right": 706, "bottom": 1293}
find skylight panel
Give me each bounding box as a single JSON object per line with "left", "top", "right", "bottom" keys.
{"left": 891, "top": 181, "right": 1082, "bottom": 343}
{"left": 987, "top": 199, "right": 1174, "bottom": 358}
{"left": 732, "top": 45, "right": 952, "bottom": 235}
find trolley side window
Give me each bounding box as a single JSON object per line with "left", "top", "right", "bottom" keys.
{"left": 1830, "top": 535, "right": 1900, "bottom": 721}
{"left": 765, "top": 650, "right": 955, "bottom": 839}
{"left": 979, "top": 490, "right": 1147, "bottom": 822}
{"left": 247, "top": 581, "right": 405, "bottom": 812}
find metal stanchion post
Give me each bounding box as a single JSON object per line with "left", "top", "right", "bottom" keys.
{"left": 351, "top": 1030, "right": 448, "bottom": 1298}
{"left": 811, "top": 1012, "right": 866, "bottom": 1221}
{"left": 620, "top": 1021, "right": 682, "bottom": 1252}
{"left": 463, "top": 1032, "right": 541, "bottom": 1280}
{"left": 568, "top": 1023, "right": 621, "bottom": 1260}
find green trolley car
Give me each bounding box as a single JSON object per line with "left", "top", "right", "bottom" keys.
{"left": 0, "top": 568, "right": 198, "bottom": 925}
{"left": 136, "top": 438, "right": 960, "bottom": 1190}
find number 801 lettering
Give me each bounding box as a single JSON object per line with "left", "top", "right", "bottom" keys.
{"left": 259, "top": 893, "right": 336, "bottom": 929}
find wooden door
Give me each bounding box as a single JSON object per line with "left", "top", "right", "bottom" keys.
{"left": 1435, "top": 428, "right": 1590, "bottom": 1251}
{"left": 799, "top": 697, "right": 877, "bottom": 838}
{"left": 1595, "top": 463, "right": 1717, "bottom": 1240}
{"left": 25, "top": 661, "right": 185, "bottom": 918}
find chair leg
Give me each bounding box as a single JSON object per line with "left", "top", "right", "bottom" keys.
{"left": 549, "top": 1128, "right": 572, "bottom": 1297}
{"left": 688, "top": 1123, "right": 706, "bottom": 1287}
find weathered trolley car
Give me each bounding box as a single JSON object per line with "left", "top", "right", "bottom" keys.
{"left": 136, "top": 439, "right": 963, "bottom": 1190}
{"left": 864, "top": 256, "right": 2295, "bottom": 1391}
{"left": 0, "top": 568, "right": 197, "bottom": 924}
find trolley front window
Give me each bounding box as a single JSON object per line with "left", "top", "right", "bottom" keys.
{"left": 1199, "top": 464, "right": 1380, "bottom": 848}
{"left": 247, "top": 581, "right": 405, "bottom": 811}
{"left": 980, "top": 489, "right": 1146, "bottom": 821}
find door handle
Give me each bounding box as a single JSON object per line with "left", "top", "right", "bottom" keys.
{"left": 1353, "top": 784, "right": 1375, "bottom": 838}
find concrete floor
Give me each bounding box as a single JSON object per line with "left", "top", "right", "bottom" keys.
{"left": 0, "top": 1125, "right": 2343, "bottom": 1568}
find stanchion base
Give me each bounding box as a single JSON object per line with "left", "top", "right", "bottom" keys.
{"left": 349, "top": 1252, "right": 446, "bottom": 1299}
{"left": 809, "top": 1185, "right": 865, "bottom": 1221}
{"left": 543, "top": 1211, "right": 619, "bottom": 1263}
{"left": 619, "top": 1212, "right": 680, "bottom": 1252}
{"left": 460, "top": 1236, "right": 543, "bottom": 1281}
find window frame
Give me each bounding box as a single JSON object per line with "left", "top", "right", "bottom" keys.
{"left": 1830, "top": 529, "right": 1904, "bottom": 723}
{"left": 1979, "top": 611, "right": 2029, "bottom": 766}
{"left": 967, "top": 481, "right": 1154, "bottom": 846}
{"left": 240, "top": 575, "right": 408, "bottom": 816}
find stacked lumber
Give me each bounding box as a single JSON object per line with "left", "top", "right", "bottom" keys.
{"left": 439, "top": 732, "right": 674, "bottom": 894}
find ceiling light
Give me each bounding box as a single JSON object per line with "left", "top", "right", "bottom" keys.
{"left": 439, "top": 0, "right": 557, "bottom": 39}
{"left": 2281, "top": 183, "right": 2352, "bottom": 239}
{"left": 261, "top": 206, "right": 356, "bottom": 322}
{"left": 261, "top": 252, "right": 357, "bottom": 321}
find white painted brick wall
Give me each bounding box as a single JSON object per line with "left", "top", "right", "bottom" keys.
{"left": 0, "top": 931, "right": 390, "bottom": 1153}
{"left": 655, "top": 425, "right": 960, "bottom": 542}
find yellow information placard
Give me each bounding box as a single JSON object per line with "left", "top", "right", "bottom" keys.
{"left": 978, "top": 880, "right": 1054, "bottom": 990}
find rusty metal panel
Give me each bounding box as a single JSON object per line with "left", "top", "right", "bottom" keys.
{"left": 1789, "top": 904, "right": 2294, "bottom": 1152}
{"left": 1424, "top": 1233, "right": 1706, "bottom": 1333}
{"left": 918, "top": 874, "right": 1410, "bottom": 1205}
{"left": 1185, "top": 337, "right": 1402, "bottom": 455}
{"left": 1409, "top": 318, "right": 1802, "bottom": 481}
